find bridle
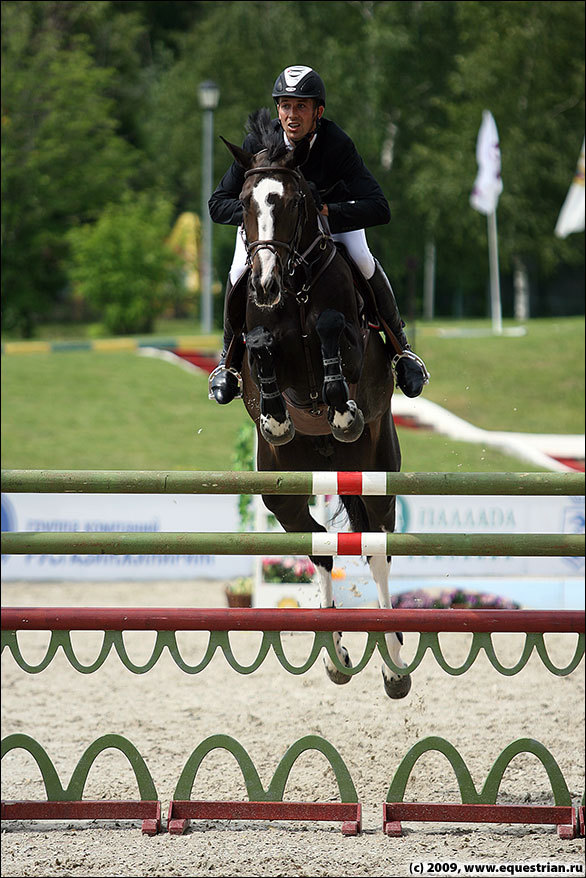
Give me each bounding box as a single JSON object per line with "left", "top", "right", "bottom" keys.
{"left": 243, "top": 163, "right": 340, "bottom": 414}
{"left": 242, "top": 165, "right": 336, "bottom": 302}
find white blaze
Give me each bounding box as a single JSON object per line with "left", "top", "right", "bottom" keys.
{"left": 252, "top": 178, "right": 284, "bottom": 288}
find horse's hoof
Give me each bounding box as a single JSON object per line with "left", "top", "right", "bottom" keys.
{"left": 260, "top": 415, "right": 295, "bottom": 446}
{"left": 329, "top": 400, "right": 365, "bottom": 443}
{"left": 324, "top": 647, "right": 352, "bottom": 685}
{"left": 382, "top": 669, "right": 412, "bottom": 699}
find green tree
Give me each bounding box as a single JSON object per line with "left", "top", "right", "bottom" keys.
{"left": 2, "top": 0, "right": 584, "bottom": 334}
{"left": 403, "top": 1, "right": 585, "bottom": 314}
{"left": 1, "top": 1, "right": 142, "bottom": 335}
{"left": 138, "top": 1, "right": 327, "bottom": 284}
{"left": 67, "top": 193, "right": 181, "bottom": 335}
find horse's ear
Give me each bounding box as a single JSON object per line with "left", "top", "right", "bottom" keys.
{"left": 288, "top": 137, "right": 311, "bottom": 169}
{"left": 220, "top": 136, "right": 254, "bottom": 170}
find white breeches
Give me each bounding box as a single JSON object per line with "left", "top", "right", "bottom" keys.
{"left": 229, "top": 226, "right": 376, "bottom": 285}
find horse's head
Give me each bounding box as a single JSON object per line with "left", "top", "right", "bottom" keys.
{"left": 221, "top": 109, "right": 314, "bottom": 308}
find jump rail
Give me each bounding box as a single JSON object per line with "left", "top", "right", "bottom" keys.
{"left": 3, "top": 469, "right": 582, "bottom": 556}
{"left": 2, "top": 469, "right": 584, "bottom": 495}
{"left": 3, "top": 469, "right": 582, "bottom": 557}
{"left": 2, "top": 607, "right": 583, "bottom": 633}
{"left": 2, "top": 531, "right": 583, "bottom": 556}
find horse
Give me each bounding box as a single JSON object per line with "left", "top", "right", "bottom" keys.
{"left": 221, "top": 109, "right": 411, "bottom": 699}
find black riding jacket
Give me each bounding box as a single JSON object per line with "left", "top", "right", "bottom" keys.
{"left": 208, "top": 117, "right": 391, "bottom": 235}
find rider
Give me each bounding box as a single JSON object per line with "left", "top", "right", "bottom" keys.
{"left": 208, "top": 65, "right": 429, "bottom": 404}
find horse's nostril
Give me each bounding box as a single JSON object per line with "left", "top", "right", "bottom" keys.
{"left": 252, "top": 273, "right": 282, "bottom": 307}
{"left": 268, "top": 276, "right": 281, "bottom": 295}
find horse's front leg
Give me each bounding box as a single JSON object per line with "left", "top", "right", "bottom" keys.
{"left": 368, "top": 551, "right": 412, "bottom": 699}
{"left": 316, "top": 309, "right": 364, "bottom": 443}
{"left": 261, "top": 492, "right": 352, "bottom": 685}
{"left": 246, "top": 326, "right": 295, "bottom": 446}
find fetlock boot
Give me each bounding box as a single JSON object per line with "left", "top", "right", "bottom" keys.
{"left": 208, "top": 280, "right": 245, "bottom": 404}
{"left": 369, "top": 260, "right": 429, "bottom": 398}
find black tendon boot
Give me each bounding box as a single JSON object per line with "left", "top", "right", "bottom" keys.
{"left": 208, "top": 280, "right": 245, "bottom": 404}
{"left": 369, "top": 260, "right": 429, "bottom": 398}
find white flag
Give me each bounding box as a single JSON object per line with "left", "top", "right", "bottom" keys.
{"left": 554, "top": 138, "right": 585, "bottom": 238}
{"left": 470, "top": 110, "right": 503, "bottom": 215}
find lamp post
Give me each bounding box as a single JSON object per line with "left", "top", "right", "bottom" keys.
{"left": 198, "top": 80, "right": 220, "bottom": 335}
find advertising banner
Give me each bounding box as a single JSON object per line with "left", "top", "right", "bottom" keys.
{"left": 2, "top": 492, "right": 584, "bottom": 591}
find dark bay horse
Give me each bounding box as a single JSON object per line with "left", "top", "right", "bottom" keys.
{"left": 222, "top": 109, "right": 410, "bottom": 699}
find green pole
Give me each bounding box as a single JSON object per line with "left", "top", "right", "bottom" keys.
{"left": 1, "top": 470, "right": 584, "bottom": 496}
{"left": 1, "top": 531, "right": 583, "bottom": 557}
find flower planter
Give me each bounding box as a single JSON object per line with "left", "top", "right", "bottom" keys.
{"left": 225, "top": 590, "right": 252, "bottom": 608}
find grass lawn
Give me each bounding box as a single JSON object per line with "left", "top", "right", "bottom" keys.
{"left": 1, "top": 317, "right": 583, "bottom": 472}
{"left": 1, "top": 353, "right": 247, "bottom": 471}
{"left": 411, "top": 317, "right": 584, "bottom": 434}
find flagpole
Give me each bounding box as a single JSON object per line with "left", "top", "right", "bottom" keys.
{"left": 470, "top": 110, "right": 504, "bottom": 334}
{"left": 487, "top": 209, "right": 502, "bottom": 334}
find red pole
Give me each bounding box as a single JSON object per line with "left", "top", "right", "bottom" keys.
{"left": 1, "top": 607, "right": 583, "bottom": 633}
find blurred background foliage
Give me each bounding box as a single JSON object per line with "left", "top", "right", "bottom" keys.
{"left": 2, "top": 0, "right": 584, "bottom": 337}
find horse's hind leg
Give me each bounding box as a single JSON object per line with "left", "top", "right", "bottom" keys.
{"left": 316, "top": 309, "right": 364, "bottom": 443}
{"left": 369, "top": 554, "right": 411, "bottom": 699}
{"left": 260, "top": 490, "right": 352, "bottom": 686}
{"left": 363, "top": 497, "right": 411, "bottom": 699}
{"left": 313, "top": 564, "right": 353, "bottom": 685}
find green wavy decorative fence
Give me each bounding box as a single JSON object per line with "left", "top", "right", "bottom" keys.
{"left": 2, "top": 629, "right": 584, "bottom": 677}
{"left": 386, "top": 736, "right": 573, "bottom": 806}
{"left": 172, "top": 734, "right": 358, "bottom": 803}
{"left": 1, "top": 733, "right": 157, "bottom": 802}
{"left": 1, "top": 733, "right": 576, "bottom": 809}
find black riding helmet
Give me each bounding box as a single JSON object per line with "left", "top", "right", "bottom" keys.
{"left": 272, "top": 66, "right": 326, "bottom": 107}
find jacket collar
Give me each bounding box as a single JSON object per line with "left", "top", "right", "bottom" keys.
{"left": 282, "top": 130, "right": 318, "bottom": 151}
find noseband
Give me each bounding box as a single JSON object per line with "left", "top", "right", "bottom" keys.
{"left": 243, "top": 165, "right": 333, "bottom": 298}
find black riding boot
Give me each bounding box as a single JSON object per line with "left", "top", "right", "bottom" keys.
{"left": 369, "top": 261, "right": 429, "bottom": 398}
{"left": 208, "top": 282, "right": 245, "bottom": 405}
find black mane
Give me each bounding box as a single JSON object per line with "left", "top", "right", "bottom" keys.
{"left": 246, "top": 108, "right": 288, "bottom": 162}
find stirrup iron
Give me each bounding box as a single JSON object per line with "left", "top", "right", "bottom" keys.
{"left": 208, "top": 365, "right": 243, "bottom": 400}
{"left": 391, "top": 349, "right": 430, "bottom": 385}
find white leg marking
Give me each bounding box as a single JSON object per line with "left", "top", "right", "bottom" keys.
{"left": 252, "top": 178, "right": 284, "bottom": 287}
{"left": 331, "top": 407, "right": 354, "bottom": 431}
{"left": 260, "top": 412, "right": 293, "bottom": 439}
{"left": 316, "top": 563, "right": 349, "bottom": 677}
{"left": 369, "top": 551, "right": 407, "bottom": 680}
{"left": 316, "top": 563, "right": 333, "bottom": 609}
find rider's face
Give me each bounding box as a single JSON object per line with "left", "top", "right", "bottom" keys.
{"left": 277, "top": 98, "right": 323, "bottom": 142}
